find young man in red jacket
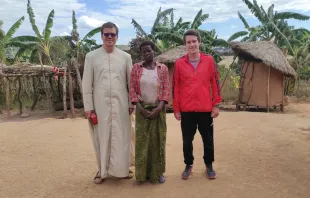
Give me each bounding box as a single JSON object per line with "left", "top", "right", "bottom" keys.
{"left": 172, "top": 29, "right": 222, "bottom": 180}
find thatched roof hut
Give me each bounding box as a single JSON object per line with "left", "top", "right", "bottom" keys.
{"left": 154, "top": 45, "right": 187, "bottom": 64}
{"left": 230, "top": 41, "right": 296, "bottom": 77}
{"left": 229, "top": 41, "right": 297, "bottom": 112}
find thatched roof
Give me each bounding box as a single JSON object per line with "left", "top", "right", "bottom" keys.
{"left": 154, "top": 45, "right": 187, "bottom": 64}
{"left": 229, "top": 41, "right": 297, "bottom": 77}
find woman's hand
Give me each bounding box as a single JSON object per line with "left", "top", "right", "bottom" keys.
{"left": 147, "top": 107, "right": 162, "bottom": 119}
{"left": 136, "top": 102, "right": 151, "bottom": 118}
{"left": 147, "top": 101, "right": 165, "bottom": 120}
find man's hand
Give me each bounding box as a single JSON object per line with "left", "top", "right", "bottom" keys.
{"left": 211, "top": 106, "right": 219, "bottom": 118}
{"left": 129, "top": 108, "right": 134, "bottom": 115}
{"left": 84, "top": 110, "right": 95, "bottom": 119}
{"left": 174, "top": 112, "right": 181, "bottom": 121}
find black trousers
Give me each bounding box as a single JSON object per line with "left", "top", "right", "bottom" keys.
{"left": 181, "top": 112, "right": 214, "bottom": 165}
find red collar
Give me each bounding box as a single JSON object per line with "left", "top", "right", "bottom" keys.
{"left": 184, "top": 52, "right": 205, "bottom": 62}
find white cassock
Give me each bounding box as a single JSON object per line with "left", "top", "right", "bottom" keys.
{"left": 82, "top": 47, "right": 134, "bottom": 178}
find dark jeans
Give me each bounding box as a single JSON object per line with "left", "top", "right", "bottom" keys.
{"left": 181, "top": 112, "right": 214, "bottom": 165}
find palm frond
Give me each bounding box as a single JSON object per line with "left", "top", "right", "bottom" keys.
{"left": 274, "top": 12, "right": 310, "bottom": 21}
{"left": 72, "top": 11, "right": 79, "bottom": 41}
{"left": 238, "top": 12, "right": 250, "bottom": 29}
{"left": 27, "top": 0, "right": 41, "bottom": 38}
{"left": 83, "top": 39, "right": 97, "bottom": 46}
{"left": 43, "top": 10, "right": 55, "bottom": 41}
{"left": 3, "top": 16, "right": 25, "bottom": 43}
{"left": 151, "top": 8, "right": 174, "bottom": 34}
{"left": 170, "top": 10, "right": 174, "bottom": 29}
{"left": 153, "top": 26, "right": 172, "bottom": 33}
{"left": 11, "top": 35, "right": 40, "bottom": 43}
{"left": 191, "top": 9, "right": 202, "bottom": 29}
{"left": 227, "top": 31, "right": 248, "bottom": 42}
{"left": 191, "top": 9, "right": 209, "bottom": 29}
{"left": 268, "top": 21, "right": 294, "bottom": 55}
{"left": 82, "top": 27, "right": 101, "bottom": 41}
{"left": 213, "top": 39, "right": 228, "bottom": 47}
{"left": 6, "top": 41, "right": 29, "bottom": 48}
{"left": 267, "top": 4, "right": 274, "bottom": 19}
{"left": 50, "top": 36, "right": 71, "bottom": 43}
{"left": 242, "top": 0, "right": 265, "bottom": 23}
{"left": 72, "top": 11, "right": 78, "bottom": 33}
{"left": 155, "top": 32, "right": 183, "bottom": 45}
{"left": 29, "top": 48, "right": 38, "bottom": 62}
{"left": 131, "top": 19, "right": 148, "bottom": 37}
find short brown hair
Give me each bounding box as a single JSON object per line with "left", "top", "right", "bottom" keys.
{"left": 183, "top": 29, "right": 201, "bottom": 43}
{"left": 100, "top": 22, "right": 119, "bottom": 35}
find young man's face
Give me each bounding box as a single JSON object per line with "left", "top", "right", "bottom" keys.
{"left": 101, "top": 27, "right": 118, "bottom": 47}
{"left": 185, "top": 35, "right": 200, "bottom": 55}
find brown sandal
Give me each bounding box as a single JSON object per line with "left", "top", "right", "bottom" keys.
{"left": 93, "top": 171, "right": 105, "bottom": 184}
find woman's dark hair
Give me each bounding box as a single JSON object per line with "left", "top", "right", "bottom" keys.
{"left": 139, "top": 40, "right": 155, "bottom": 51}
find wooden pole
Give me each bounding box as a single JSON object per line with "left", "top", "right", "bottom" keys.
{"left": 4, "top": 76, "right": 10, "bottom": 117}
{"left": 17, "top": 77, "right": 23, "bottom": 115}
{"left": 63, "top": 64, "right": 68, "bottom": 117}
{"left": 68, "top": 64, "right": 76, "bottom": 118}
{"left": 0, "top": 77, "right": 3, "bottom": 114}
{"left": 31, "top": 76, "right": 39, "bottom": 111}
{"left": 72, "top": 58, "right": 83, "bottom": 101}
{"left": 281, "top": 74, "right": 284, "bottom": 112}
{"left": 267, "top": 65, "right": 270, "bottom": 113}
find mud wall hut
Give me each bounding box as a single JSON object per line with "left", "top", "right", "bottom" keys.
{"left": 229, "top": 41, "right": 297, "bottom": 112}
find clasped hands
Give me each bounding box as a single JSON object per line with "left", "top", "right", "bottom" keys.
{"left": 139, "top": 106, "right": 161, "bottom": 120}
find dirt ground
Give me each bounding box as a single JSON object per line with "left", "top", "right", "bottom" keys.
{"left": 1, "top": 102, "right": 310, "bottom": 198}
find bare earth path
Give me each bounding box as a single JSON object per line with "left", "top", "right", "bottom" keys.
{"left": 1, "top": 103, "right": 310, "bottom": 198}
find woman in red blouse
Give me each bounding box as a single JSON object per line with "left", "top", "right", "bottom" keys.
{"left": 130, "top": 40, "right": 170, "bottom": 184}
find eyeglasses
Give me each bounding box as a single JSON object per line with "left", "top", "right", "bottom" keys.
{"left": 103, "top": 33, "right": 117, "bottom": 37}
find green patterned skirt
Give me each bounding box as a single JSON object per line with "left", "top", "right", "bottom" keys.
{"left": 135, "top": 103, "right": 167, "bottom": 183}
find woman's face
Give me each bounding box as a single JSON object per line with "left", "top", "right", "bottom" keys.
{"left": 141, "top": 45, "right": 154, "bottom": 61}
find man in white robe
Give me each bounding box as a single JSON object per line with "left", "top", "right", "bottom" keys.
{"left": 82, "top": 22, "right": 135, "bottom": 184}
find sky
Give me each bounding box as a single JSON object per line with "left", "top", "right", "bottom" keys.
{"left": 1, "top": 0, "right": 310, "bottom": 45}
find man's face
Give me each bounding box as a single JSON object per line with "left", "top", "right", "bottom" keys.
{"left": 101, "top": 27, "right": 118, "bottom": 47}
{"left": 185, "top": 35, "right": 200, "bottom": 55}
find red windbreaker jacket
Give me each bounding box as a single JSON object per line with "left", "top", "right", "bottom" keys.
{"left": 172, "top": 52, "right": 222, "bottom": 113}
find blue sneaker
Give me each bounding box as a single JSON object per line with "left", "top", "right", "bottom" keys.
{"left": 182, "top": 165, "right": 193, "bottom": 180}
{"left": 159, "top": 175, "right": 165, "bottom": 183}
{"left": 206, "top": 164, "right": 216, "bottom": 179}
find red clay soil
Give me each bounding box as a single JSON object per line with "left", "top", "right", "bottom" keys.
{"left": 1, "top": 103, "right": 310, "bottom": 198}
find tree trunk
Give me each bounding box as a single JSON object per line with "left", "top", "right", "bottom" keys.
{"left": 68, "top": 64, "right": 76, "bottom": 118}
{"left": 63, "top": 64, "right": 68, "bottom": 117}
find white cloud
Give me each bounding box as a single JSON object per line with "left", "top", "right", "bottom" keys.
{"left": 0, "top": 0, "right": 309, "bottom": 45}
{"left": 79, "top": 16, "right": 105, "bottom": 28}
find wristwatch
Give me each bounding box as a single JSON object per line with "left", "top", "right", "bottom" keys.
{"left": 214, "top": 104, "right": 220, "bottom": 108}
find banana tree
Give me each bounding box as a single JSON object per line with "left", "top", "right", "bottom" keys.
{"left": 131, "top": 7, "right": 174, "bottom": 52}
{"left": 10, "top": 0, "right": 67, "bottom": 65}
{"left": 232, "top": 0, "right": 310, "bottom": 55}
{"left": 0, "top": 16, "right": 25, "bottom": 64}
{"left": 67, "top": 11, "right": 100, "bottom": 62}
